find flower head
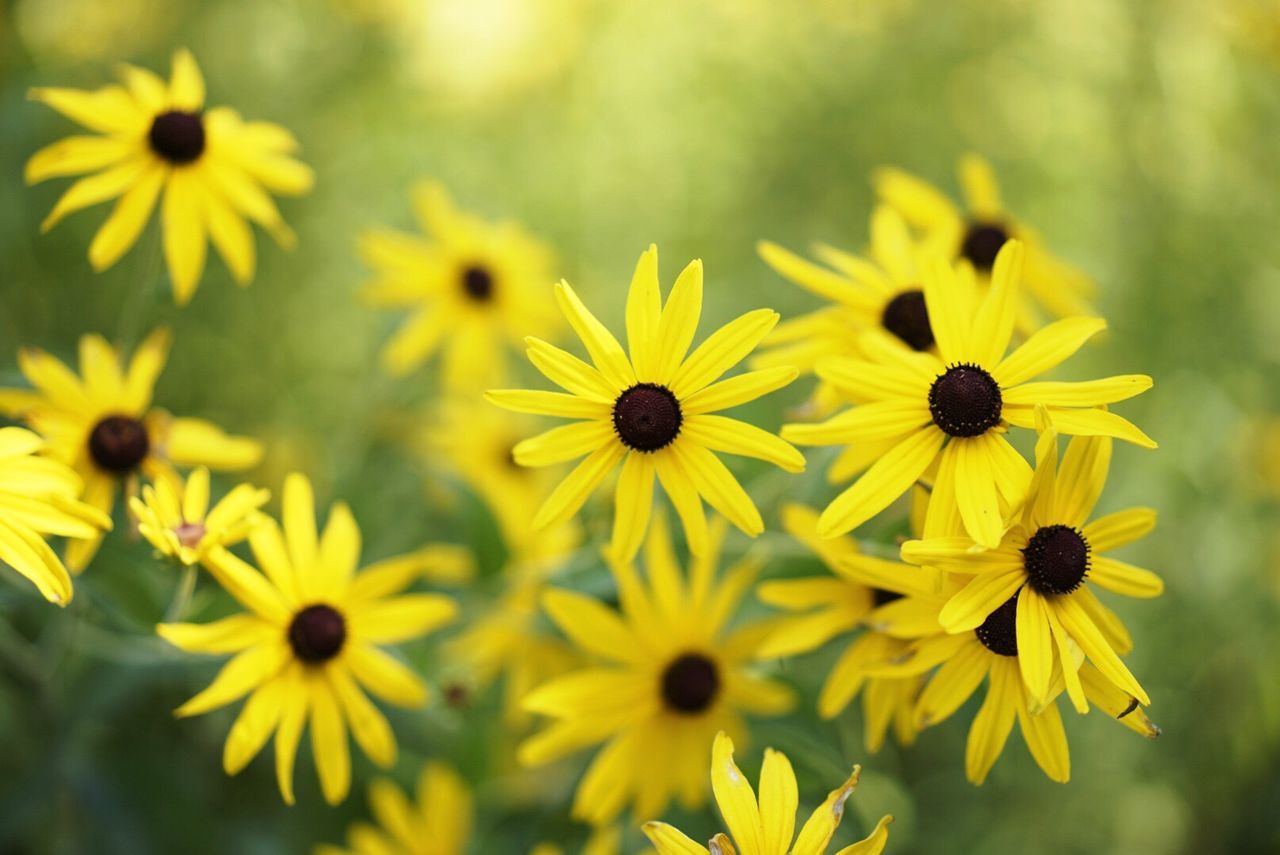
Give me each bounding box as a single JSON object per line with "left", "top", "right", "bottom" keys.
{"left": 158, "top": 473, "right": 470, "bottom": 804}
{"left": 314, "top": 763, "right": 472, "bottom": 855}
{"left": 0, "top": 427, "right": 111, "bottom": 604}
{"left": 489, "top": 245, "right": 803, "bottom": 562}
{"left": 27, "top": 49, "right": 314, "bottom": 304}
{"left": 642, "top": 731, "right": 892, "bottom": 855}
{"left": 361, "top": 181, "right": 558, "bottom": 387}
{"left": 130, "top": 466, "right": 269, "bottom": 566}
{"left": 0, "top": 328, "right": 262, "bottom": 570}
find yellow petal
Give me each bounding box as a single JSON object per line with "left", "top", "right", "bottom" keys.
{"left": 626, "top": 244, "right": 662, "bottom": 380}
{"left": 554, "top": 280, "right": 636, "bottom": 391}
{"left": 161, "top": 168, "right": 207, "bottom": 304}
{"left": 993, "top": 317, "right": 1106, "bottom": 388}
{"left": 310, "top": 681, "right": 352, "bottom": 805}
{"left": 672, "top": 309, "right": 779, "bottom": 399}
{"left": 168, "top": 48, "right": 206, "bottom": 111}
{"left": 964, "top": 657, "right": 1018, "bottom": 785}
{"left": 816, "top": 426, "right": 944, "bottom": 538}
{"left": 709, "top": 732, "right": 765, "bottom": 855}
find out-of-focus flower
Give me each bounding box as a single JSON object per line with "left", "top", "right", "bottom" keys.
{"left": 783, "top": 242, "right": 1154, "bottom": 546}
{"left": 314, "top": 763, "right": 472, "bottom": 855}
{"left": 0, "top": 329, "right": 262, "bottom": 571}
{"left": 903, "top": 417, "right": 1162, "bottom": 709}
{"left": 0, "top": 427, "right": 111, "bottom": 604}
{"left": 642, "top": 731, "right": 892, "bottom": 855}
{"left": 360, "top": 181, "right": 558, "bottom": 388}
{"left": 529, "top": 826, "right": 635, "bottom": 855}
{"left": 158, "top": 473, "right": 470, "bottom": 805}
{"left": 26, "top": 49, "right": 314, "bottom": 304}
{"left": 488, "top": 245, "right": 802, "bottom": 562}
{"left": 130, "top": 467, "right": 269, "bottom": 567}
{"left": 13, "top": 0, "right": 172, "bottom": 63}
{"left": 874, "top": 153, "right": 1095, "bottom": 329}
{"left": 518, "top": 515, "right": 794, "bottom": 827}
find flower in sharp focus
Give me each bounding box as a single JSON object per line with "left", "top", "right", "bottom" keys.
{"left": 642, "top": 731, "right": 892, "bottom": 855}
{"left": 518, "top": 515, "right": 795, "bottom": 826}
{"left": 0, "top": 427, "right": 112, "bottom": 604}
{"left": 0, "top": 328, "right": 262, "bottom": 571}
{"left": 902, "top": 414, "right": 1163, "bottom": 710}
{"left": 129, "top": 466, "right": 269, "bottom": 567}
{"left": 26, "top": 49, "right": 314, "bottom": 304}
{"left": 314, "top": 762, "right": 472, "bottom": 855}
{"left": 158, "top": 473, "right": 469, "bottom": 805}
{"left": 874, "top": 153, "right": 1096, "bottom": 328}
{"left": 756, "top": 504, "right": 942, "bottom": 752}
{"left": 488, "top": 244, "right": 804, "bottom": 562}
{"left": 782, "top": 240, "right": 1155, "bottom": 547}
{"left": 360, "top": 181, "right": 558, "bottom": 387}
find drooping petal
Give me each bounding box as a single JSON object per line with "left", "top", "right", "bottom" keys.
{"left": 655, "top": 448, "right": 708, "bottom": 556}
{"left": 952, "top": 437, "right": 1003, "bottom": 548}
{"left": 964, "top": 657, "right": 1018, "bottom": 785}
{"left": 1015, "top": 587, "right": 1055, "bottom": 707}
{"left": 161, "top": 167, "right": 208, "bottom": 305}
{"left": 1016, "top": 696, "right": 1071, "bottom": 783}
{"left": 175, "top": 641, "right": 290, "bottom": 717}
{"left": 610, "top": 451, "right": 655, "bottom": 562}
{"left": 87, "top": 163, "right": 165, "bottom": 271}
{"left": 672, "top": 441, "right": 763, "bottom": 537}
{"left": 309, "top": 681, "right": 352, "bottom": 805}
{"left": 937, "top": 569, "right": 1025, "bottom": 632}
{"left": 817, "top": 427, "right": 944, "bottom": 538}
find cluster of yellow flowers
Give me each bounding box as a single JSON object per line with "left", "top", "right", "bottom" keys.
{"left": 3, "top": 48, "right": 1163, "bottom": 854}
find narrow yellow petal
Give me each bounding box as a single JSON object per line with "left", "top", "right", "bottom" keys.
{"left": 817, "top": 427, "right": 944, "bottom": 538}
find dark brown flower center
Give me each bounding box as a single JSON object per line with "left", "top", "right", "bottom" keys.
{"left": 1023, "top": 524, "right": 1091, "bottom": 595}
{"left": 928, "top": 363, "right": 1002, "bottom": 438}
{"left": 148, "top": 111, "right": 205, "bottom": 164}
{"left": 872, "top": 588, "right": 903, "bottom": 607}
{"left": 975, "top": 593, "right": 1019, "bottom": 657}
{"left": 661, "top": 653, "right": 720, "bottom": 714}
{"left": 960, "top": 221, "right": 1009, "bottom": 272}
{"left": 461, "top": 265, "right": 494, "bottom": 301}
{"left": 288, "top": 604, "right": 346, "bottom": 663}
{"left": 612, "top": 383, "right": 682, "bottom": 452}
{"left": 880, "top": 289, "right": 933, "bottom": 351}
{"left": 88, "top": 415, "right": 150, "bottom": 473}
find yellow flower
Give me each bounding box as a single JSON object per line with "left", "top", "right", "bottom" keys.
{"left": 129, "top": 467, "right": 269, "bottom": 567}
{"left": 782, "top": 240, "right": 1154, "bottom": 547}
{"left": 0, "top": 427, "right": 111, "bottom": 604}
{"left": 0, "top": 328, "right": 262, "bottom": 571}
{"left": 902, "top": 416, "right": 1163, "bottom": 711}
{"left": 518, "top": 515, "right": 794, "bottom": 826}
{"left": 755, "top": 505, "right": 942, "bottom": 752}
{"left": 314, "top": 762, "right": 472, "bottom": 855}
{"left": 529, "top": 827, "right": 639, "bottom": 855}
{"left": 26, "top": 49, "right": 314, "bottom": 304}
{"left": 874, "top": 153, "right": 1096, "bottom": 328}
{"left": 360, "top": 181, "right": 558, "bottom": 387}
{"left": 642, "top": 731, "right": 892, "bottom": 855}
{"left": 488, "top": 245, "right": 803, "bottom": 562}
{"left": 158, "top": 473, "right": 470, "bottom": 805}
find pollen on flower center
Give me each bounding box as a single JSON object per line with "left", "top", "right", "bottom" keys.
{"left": 148, "top": 110, "right": 206, "bottom": 164}
{"left": 928, "top": 363, "right": 1003, "bottom": 438}
{"left": 288, "top": 604, "right": 347, "bottom": 664}
{"left": 1023, "top": 524, "right": 1091, "bottom": 595}
{"left": 960, "top": 221, "right": 1010, "bottom": 272}
{"left": 661, "top": 653, "right": 720, "bottom": 714}
{"left": 612, "top": 383, "right": 682, "bottom": 452}
{"left": 461, "top": 264, "right": 495, "bottom": 301}
{"left": 975, "top": 592, "right": 1019, "bottom": 657}
{"left": 880, "top": 289, "right": 933, "bottom": 351}
{"left": 88, "top": 415, "right": 151, "bottom": 473}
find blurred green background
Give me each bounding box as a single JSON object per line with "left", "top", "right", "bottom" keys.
{"left": 2, "top": 0, "right": 1279, "bottom": 852}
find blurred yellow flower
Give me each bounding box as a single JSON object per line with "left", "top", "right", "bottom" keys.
{"left": 488, "top": 245, "right": 802, "bottom": 563}
{"left": 158, "top": 472, "right": 469, "bottom": 805}
{"left": 0, "top": 427, "right": 111, "bottom": 605}
{"left": 903, "top": 419, "right": 1162, "bottom": 711}
{"left": 314, "top": 762, "right": 472, "bottom": 855}
{"left": 874, "top": 153, "right": 1095, "bottom": 329}
{"left": 642, "top": 731, "right": 892, "bottom": 855}
{"left": 129, "top": 466, "right": 269, "bottom": 567}
{"left": 529, "top": 827, "right": 635, "bottom": 855}
{"left": 0, "top": 328, "right": 262, "bottom": 571}
{"left": 518, "top": 515, "right": 794, "bottom": 827}
{"left": 783, "top": 241, "right": 1154, "bottom": 547}
{"left": 360, "top": 181, "right": 558, "bottom": 388}
{"left": 26, "top": 48, "right": 314, "bottom": 304}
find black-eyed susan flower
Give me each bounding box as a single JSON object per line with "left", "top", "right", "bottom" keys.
{"left": 129, "top": 467, "right": 269, "bottom": 567}
{"left": 0, "top": 328, "right": 262, "bottom": 571}
{"left": 489, "top": 245, "right": 803, "bottom": 562}
{"left": 642, "top": 731, "right": 892, "bottom": 855}
{"left": 0, "top": 426, "right": 111, "bottom": 604}
{"left": 26, "top": 49, "right": 313, "bottom": 304}
{"left": 756, "top": 505, "right": 942, "bottom": 751}
{"left": 783, "top": 240, "right": 1154, "bottom": 548}
{"left": 874, "top": 153, "right": 1095, "bottom": 327}
{"left": 314, "top": 762, "right": 472, "bottom": 855}
{"left": 360, "top": 181, "right": 558, "bottom": 387}
{"left": 902, "top": 417, "right": 1162, "bottom": 709}
{"left": 158, "top": 472, "right": 470, "bottom": 805}
{"left": 518, "top": 515, "right": 794, "bottom": 826}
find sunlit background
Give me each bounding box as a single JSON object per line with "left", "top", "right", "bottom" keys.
{"left": 2, "top": 0, "right": 1279, "bottom": 852}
